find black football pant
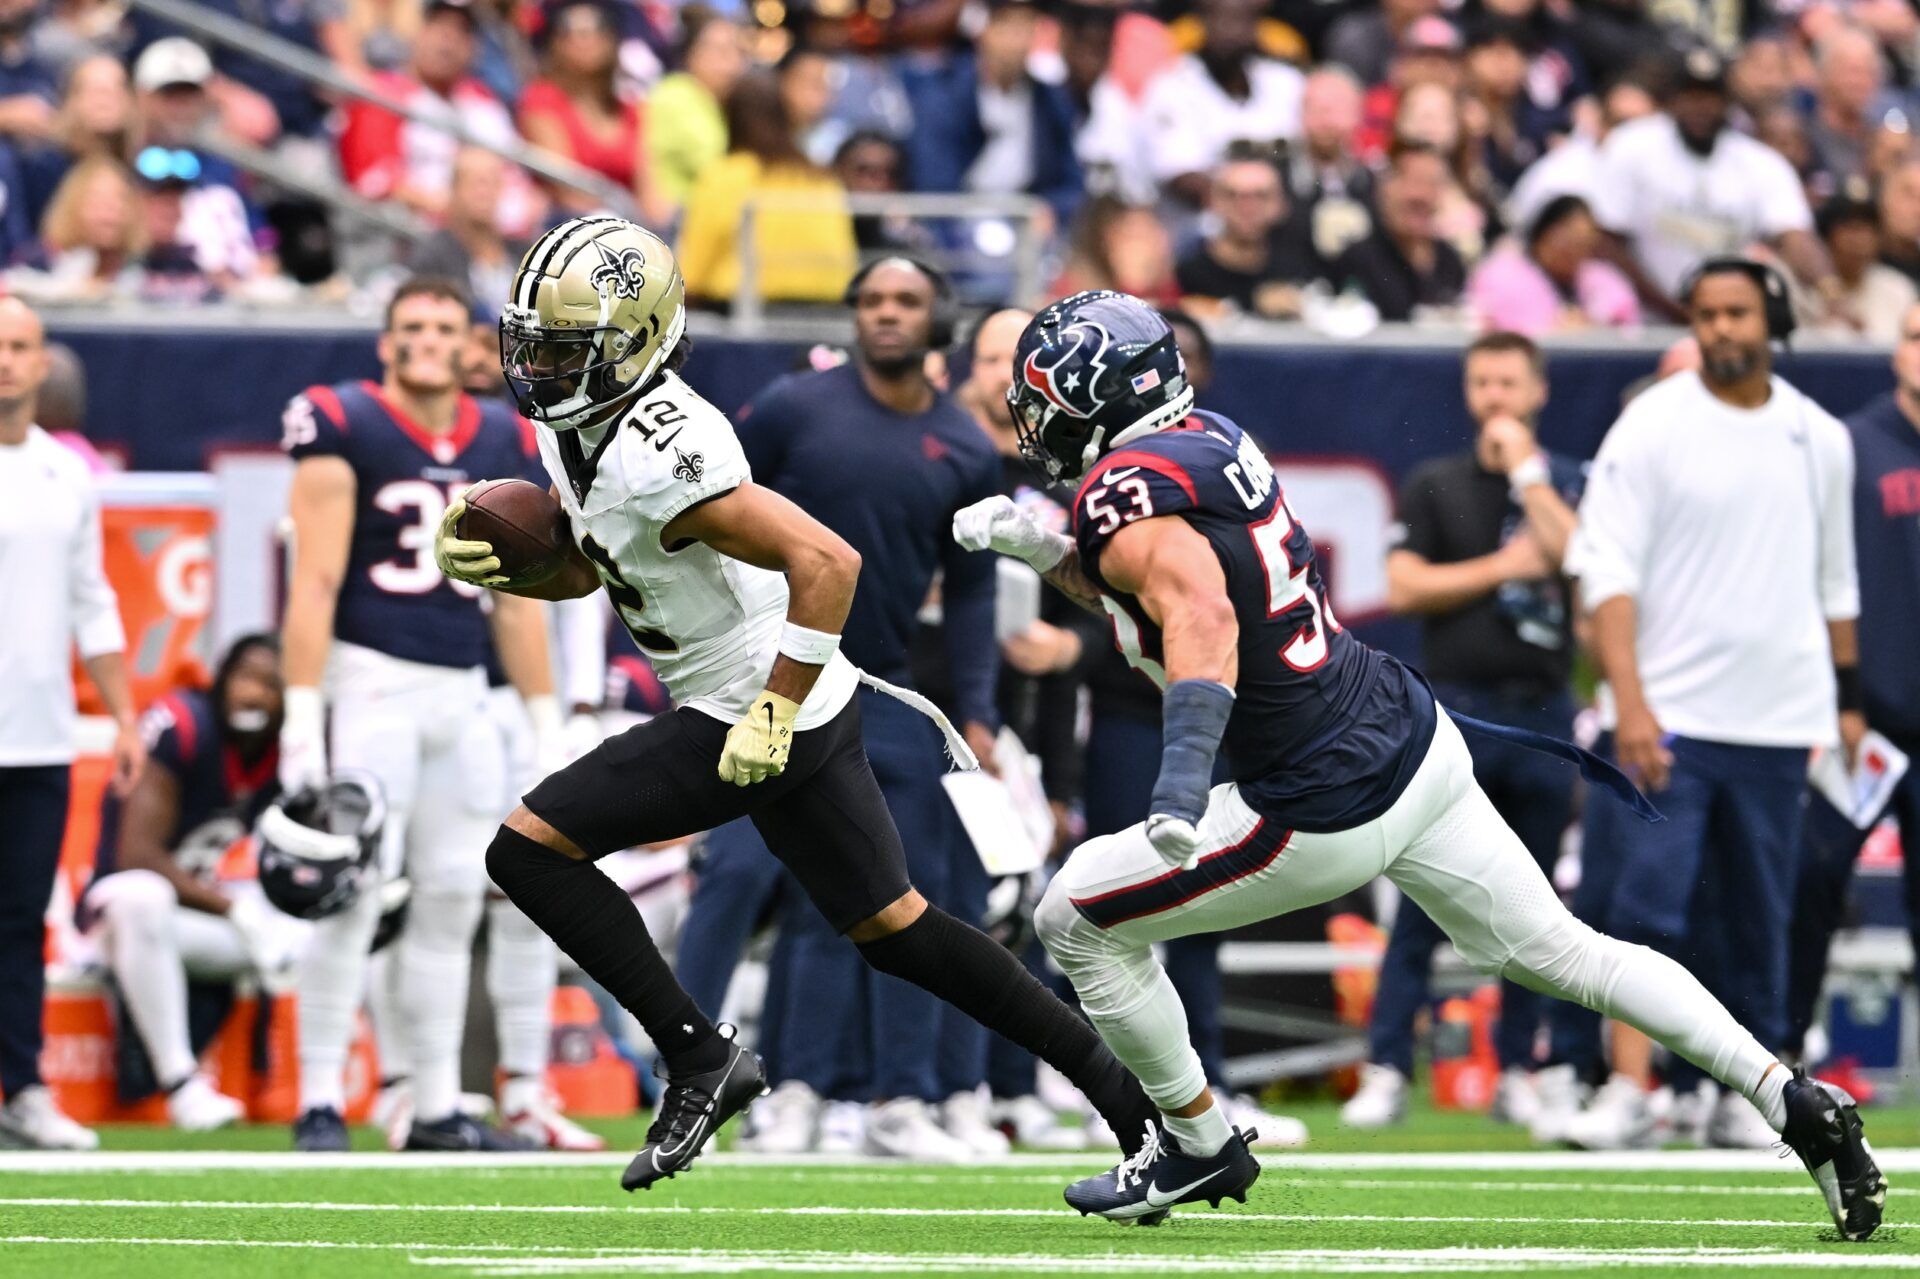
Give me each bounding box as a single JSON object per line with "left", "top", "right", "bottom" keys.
{"left": 0, "top": 766, "right": 71, "bottom": 1097}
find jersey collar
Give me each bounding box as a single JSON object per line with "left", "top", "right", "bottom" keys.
{"left": 363, "top": 382, "right": 481, "bottom": 464}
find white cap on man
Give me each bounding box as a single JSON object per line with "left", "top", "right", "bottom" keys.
{"left": 133, "top": 38, "right": 214, "bottom": 93}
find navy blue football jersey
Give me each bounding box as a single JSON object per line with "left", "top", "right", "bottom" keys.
{"left": 283, "top": 382, "right": 542, "bottom": 669}
{"left": 1073, "top": 412, "right": 1436, "bottom": 833}
{"left": 90, "top": 690, "right": 278, "bottom": 890}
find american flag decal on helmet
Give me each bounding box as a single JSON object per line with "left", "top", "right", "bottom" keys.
{"left": 1131, "top": 368, "right": 1162, "bottom": 394}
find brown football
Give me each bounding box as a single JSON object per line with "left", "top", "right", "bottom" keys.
{"left": 458, "top": 478, "right": 570, "bottom": 588}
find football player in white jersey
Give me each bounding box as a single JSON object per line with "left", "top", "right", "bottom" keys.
{"left": 434, "top": 217, "right": 1161, "bottom": 1191}
{"left": 280, "top": 277, "right": 567, "bottom": 1152}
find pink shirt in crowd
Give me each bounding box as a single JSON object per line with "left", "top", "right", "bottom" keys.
{"left": 1466, "top": 242, "right": 1640, "bottom": 336}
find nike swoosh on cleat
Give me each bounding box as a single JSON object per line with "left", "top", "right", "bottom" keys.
{"left": 1144, "top": 1166, "right": 1230, "bottom": 1208}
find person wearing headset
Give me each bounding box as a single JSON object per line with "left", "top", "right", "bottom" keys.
{"left": 1551, "top": 256, "right": 1862, "bottom": 1152}
{"left": 701, "top": 257, "right": 1008, "bottom": 1160}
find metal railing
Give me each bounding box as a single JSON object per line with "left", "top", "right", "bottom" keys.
{"left": 731, "top": 190, "right": 1047, "bottom": 331}
{"left": 125, "top": 0, "right": 639, "bottom": 217}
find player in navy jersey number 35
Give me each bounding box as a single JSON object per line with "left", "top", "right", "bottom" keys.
{"left": 952, "top": 290, "right": 1886, "bottom": 1235}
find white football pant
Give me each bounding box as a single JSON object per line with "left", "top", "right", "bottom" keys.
{"left": 89, "top": 871, "right": 307, "bottom": 1089}
{"left": 298, "top": 642, "right": 501, "bottom": 1122}
{"left": 1036, "top": 709, "right": 1784, "bottom": 1124}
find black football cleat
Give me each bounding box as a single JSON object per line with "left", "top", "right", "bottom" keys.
{"left": 1780, "top": 1069, "right": 1887, "bottom": 1241}
{"left": 1064, "top": 1122, "right": 1261, "bottom": 1224}
{"left": 403, "top": 1113, "right": 536, "bottom": 1152}
{"left": 622, "top": 1026, "right": 767, "bottom": 1192}
{"left": 292, "top": 1106, "right": 350, "bottom": 1153}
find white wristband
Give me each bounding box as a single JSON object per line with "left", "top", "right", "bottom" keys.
{"left": 1023, "top": 529, "right": 1072, "bottom": 574}
{"left": 283, "top": 685, "right": 324, "bottom": 734}
{"left": 1508, "top": 453, "right": 1550, "bottom": 499}
{"left": 524, "top": 694, "right": 564, "bottom": 740}
{"left": 777, "top": 622, "right": 842, "bottom": 666}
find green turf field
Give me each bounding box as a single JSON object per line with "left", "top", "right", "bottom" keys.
{"left": 1, "top": 1097, "right": 1915, "bottom": 1277}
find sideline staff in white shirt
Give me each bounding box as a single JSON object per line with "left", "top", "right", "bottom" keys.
{"left": 1564, "top": 259, "right": 1859, "bottom": 1133}
{"left": 0, "top": 297, "right": 143, "bottom": 1151}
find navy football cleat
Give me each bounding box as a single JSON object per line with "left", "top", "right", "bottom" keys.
{"left": 1781, "top": 1069, "right": 1887, "bottom": 1241}
{"left": 403, "top": 1112, "right": 536, "bottom": 1152}
{"left": 622, "top": 1025, "right": 767, "bottom": 1192}
{"left": 292, "top": 1106, "right": 349, "bottom": 1153}
{"left": 1064, "top": 1122, "right": 1261, "bottom": 1223}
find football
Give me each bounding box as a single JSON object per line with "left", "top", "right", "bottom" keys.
{"left": 457, "top": 478, "right": 571, "bottom": 588}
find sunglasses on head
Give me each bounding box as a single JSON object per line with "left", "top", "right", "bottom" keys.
{"left": 135, "top": 146, "right": 202, "bottom": 185}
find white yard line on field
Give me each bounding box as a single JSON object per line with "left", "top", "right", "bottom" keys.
{"left": 0, "top": 1195, "right": 1852, "bottom": 1230}
{"left": 2, "top": 1149, "right": 1918, "bottom": 1174}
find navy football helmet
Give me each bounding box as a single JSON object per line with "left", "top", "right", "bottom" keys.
{"left": 256, "top": 772, "right": 386, "bottom": 921}
{"left": 1006, "top": 291, "right": 1194, "bottom": 482}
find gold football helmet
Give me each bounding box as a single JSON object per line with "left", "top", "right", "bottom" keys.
{"left": 500, "top": 217, "right": 687, "bottom": 430}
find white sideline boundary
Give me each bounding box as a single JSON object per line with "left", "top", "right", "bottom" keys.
{"left": 2, "top": 1149, "right": 1919, "bottom": 1173}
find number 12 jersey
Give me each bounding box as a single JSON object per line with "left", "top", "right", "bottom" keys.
{"left": 1072, "top": 411, "right": 1436, "bottom": 833}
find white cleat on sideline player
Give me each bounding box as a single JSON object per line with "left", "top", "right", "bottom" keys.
{"left": 1707, "top": 1089, "right": 1779, "bottom": 1149}
{"left": 813, "top": 1099, "right": 866, "bottom": 1154}
{"left": 167, "top": 1074, "right": 245, "bottom": 1132}
{"left": 0, "top": 1086, "right": 98, "bottom": 1150}
{"left": 504, "top": 1088, "right": 607, "bottom": 1152}
{"left": 992, "top": 1094, "right": 1089, "bottom": 1151}
{"left": 1527, "top": 1063, "right": 1587, "bottom": 1144}
{"left": 1228, "top": 1093, "right": 1308, "bottom": 1147}
{"left": 1487, "top": 1067, "right": 1541, "bottom": 1127}
{"left": 864, "top": 1098, "right": 974, "bottom": 1162}
{"left": 1561, "top": 1073, "right": 1663, "bottom": 1150}
{"left": 737, "top": 1081, "right": 820, "bottom": 1155}
{"left": 1340, "top": 1063, "right": 1408, "bottom": 1129}
{"left": 940, "top": 1088, "right": 1011, "bottom": 1156}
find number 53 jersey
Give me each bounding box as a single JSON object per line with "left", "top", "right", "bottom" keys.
{"left": 1072, "top": 411, "right": 1437, "bottom": 833}
{"left": 282, "top": 381, "right": 543, "bottom": 669}
{"left": 532, "top": 369, "right": 857, "bottom": 730}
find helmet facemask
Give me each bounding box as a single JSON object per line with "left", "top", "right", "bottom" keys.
{"left": 500, "top": 306, "right": 640, "bottom": 430}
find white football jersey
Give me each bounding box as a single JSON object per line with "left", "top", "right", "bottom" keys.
{"left": 534, "top": 370, "right": 858, "bottom": 729}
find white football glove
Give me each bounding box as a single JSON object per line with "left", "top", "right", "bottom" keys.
{"left": 277, "top": 686, "right": 328, "bottom": 795}
{"left": 525, "top": 695, "right": 569, "bottom": 780}
{"left": 228, "top": 893, "right": 300, "bottom": 996}
{"left": 952, "top": 495, "right": 1070, "bottom": 572}
{"left": 1145, "top": 813, "right": 1202, "bottom": 871}
{"left": 433, "top": 486, "right": 509, "bottom": 588}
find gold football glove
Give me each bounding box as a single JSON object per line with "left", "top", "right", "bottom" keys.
{"left": 718, "top": 690, "right": 802, "bottom": 786}
{"left": 433, "top": 486, "right": 508, "bottom": 588}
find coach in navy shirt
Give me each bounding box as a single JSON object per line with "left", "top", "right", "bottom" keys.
{"left": 1786, "top": 302, "right": 1920, "bottom": 1052}
{"left": 692, "top": 258, "right": 1003, "bottom": 1158}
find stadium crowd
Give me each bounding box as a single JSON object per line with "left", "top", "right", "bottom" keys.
{"left": 0, "top": 0, "right": 1909, "bottom": 333}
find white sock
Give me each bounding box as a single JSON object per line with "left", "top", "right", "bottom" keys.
{"left": 1754, "top": 1061, "right": 1789, "bottom": 1131}
{"left": 99, "top": 877, "right": 197, "bottom": 1087}
{"left": 399, "top": 888, "right": 483, "bottom": 1124}
{"left": 1162, "top": 1101, "right": 1232, "bottom": 1158}
{"left": 297, "top": 890, "right": 381, "bottom": 1114}
{"left": 486, "top": 897, "right": 557, "bottom": 1082}
{"left": 365, "top": 948, "right": 409, "bottom": 1086}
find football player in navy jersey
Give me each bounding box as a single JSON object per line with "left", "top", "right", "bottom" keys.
{"left": 954, "top": 291, "right": 1885, "bottom": 1236}
{"left": 278, "top": 276, "right": 567, "bottom": 1153}
{"left": 83, "top": 635, "right": 305, "bottom": 1132}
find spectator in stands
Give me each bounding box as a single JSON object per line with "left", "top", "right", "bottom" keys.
{"left": 30, "top": 0, "right": 125, "bottom": 82}
{"left": 83, "top": 635, "right": 302, "bottom": 1132}
{"left": 1060, "top": 1, "right": 1151, "bottom": 205}
{"left": 1506, "top": 72, "right": 1655, "bottom": 233}
{"left": 16, "top": 52, "right": 134, "bottom": 226}
{"left": 335, "top": 0, "right": 421, "bottom": 77}
{"left": 646, "top": 5, "right": 744, "bottom": 215}
{"left": 1814, "top": 185, "right": 1916, "bottom": 343}
{"left": 1463, "top": 19, "right": 1548, "bottom": 193}
{"left": 128, "top": 0, "right": 336, "bottom": 142}
{"left": 130, "top": 41, "right": 268, "bottom": 272}
{"left": 15, "top": 155, "right": 144, "bottom": 299}
{"left": 518, "top": 0, "right": 662, "bottom": 222}
{"left": 1325, "top": 0, "right": 1439, "bottom": 88}
{"left": 898, "top": 0, "right": 1084, "bottom": 228}
{"left": 1568, "top": 0, "right": 1671, "bottom": 90}
{"left": 1330, "top": 139, "right": 1467, "bottom": 321}
{"left": 0, "top": 295, "right": 141, "bottom": 1152}
{"left": 1355, "top": 16, "right": 1465, "bottom": 163}
{"left": 779, "top": 44, "right": 835, "bottom": 165}
{"left": 134, "top": 150, "right": 223, "bottom": 303}
{"left": 1345, "top": 330, "right": 1583, "bottom": 1133}
{"left": 1467, "top": 194, "right": 1640, "bottom": 334}
{"left": 676, "top": 72, "right": 856, "bottom": 307}
{"left": 1175, "top": 148, "right": 1318, "bottom": 319}
{"left": 1591, "top": 49, "right": 1836, "bottom": 320}
{"left": 1805, "top": 24, "right": 1890, "bottom": 189}
{"left": 0, "top": 139, "right": 32, "bottom": 265}
{"left": 406, "top": 147, "right": 531, "bottom": 323}
{"left": 1730, "top": 31, "right": 1793, "bottom": 121}
{"left": 337, "top": 0, "right": 536, "bottom": 236}
{"left": 0, "top": 0, "right": 60, "bottom": 145}
{"left": 1880, "top": 154, "right": 1920, "bottom": 286}
{"left": 834, "top": 129, "right": 934, "bottom": 254}
{"left": 1394, "top": 80, "right": 1495, "bottom": 262}
{"left": 1052, "top": 194, "right": 1181, "bottom": 305}
{"left": 1141, "top": 0, "right": 1305, "bottom": 207}
{"left": 1287, "top": 65, "right": 1374, "bottom": 261}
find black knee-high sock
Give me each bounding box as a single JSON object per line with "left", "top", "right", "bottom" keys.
{"left": 487, "top": 828, "right": 727, "bottom": 1077}
{"left": 858, "top": 905, "right": 1157, "bottom": 1155}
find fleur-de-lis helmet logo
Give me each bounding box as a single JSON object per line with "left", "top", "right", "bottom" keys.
{"left": 589, "top": 245, "right": 650, "bottom": 300}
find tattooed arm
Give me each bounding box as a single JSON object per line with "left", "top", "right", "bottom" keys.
{"left": 1041, "top": 545, "right": 1107, "bottom": 616}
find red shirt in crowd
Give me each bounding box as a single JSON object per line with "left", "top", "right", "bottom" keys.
{"left": 517, "top": 79, "right": 641, "bottom": 192}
